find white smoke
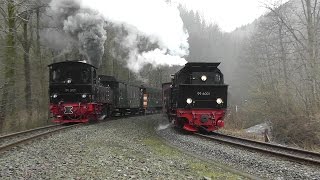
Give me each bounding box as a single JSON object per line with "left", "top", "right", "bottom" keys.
{"left": 81, "top": 0, "right": 189, "bottom": 72}
{"left": 128, "top": 48, "right": 187, "bottom": 73}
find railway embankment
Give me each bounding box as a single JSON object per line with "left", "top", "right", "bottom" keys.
{"left": 0, "top": 115, "right": 245, "bottom": 179}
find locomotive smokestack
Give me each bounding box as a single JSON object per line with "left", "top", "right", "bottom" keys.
{"left": 49, "top": 0, "right": 107, "bottom": 67}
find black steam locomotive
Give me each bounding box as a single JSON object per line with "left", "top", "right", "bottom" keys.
{"left": 163, "top": 62, "right": 228, "bottom": 132}
{"left": 49, "top": 61, "right": 161, "bottom": 123}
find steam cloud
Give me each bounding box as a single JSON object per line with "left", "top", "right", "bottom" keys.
{"left": 49, "top": 0, "right": 107, "bottom": 67}
{"left": 48, "top": 0, "right": 189, "bottom": 71}
{"left": 157, "top": 123, "right": 172, "bottom": 131}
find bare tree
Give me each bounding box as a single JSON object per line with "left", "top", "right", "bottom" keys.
{"left": 0, "top": 0, "right": 17, "bottom": 130}
{"left": 264, "top": 0, "right": 320, "bottom": 114}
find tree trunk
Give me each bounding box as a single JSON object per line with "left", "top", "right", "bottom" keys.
{"left": 300, "top": 0, "right": 318, "bottom": 114}
{"left": 22, "top": 13, "right": 32, "bottom": 121}
{"left": 35, "top": 8, "right": 47, "bottom": 120}
{"left": 0, "top": 0, "right": 16, "bottom": 130}
{"left": 278, "top": 21, "right": 290, "bottom": 114}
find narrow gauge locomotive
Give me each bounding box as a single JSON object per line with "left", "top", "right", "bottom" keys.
{"left": 163, "top": 62, "right": 228, "bottom": 132}
{"left": 49, "top": 61, "right": 162, "bottom": 123}
{"left": 49, "top": 61, "right": 110, "bottom": 123}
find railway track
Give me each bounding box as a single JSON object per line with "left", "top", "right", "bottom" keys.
{"left": 194, "top": 132, "right": 320, "bottom": 166}
{"left": 0, "top": 124, "right": 80, "bottom": 153}
{"left": 0, "top": 113, "right": 156, "bottom": 154}
{"left": 0, "top": 112, "right": 160, "bottom": 154}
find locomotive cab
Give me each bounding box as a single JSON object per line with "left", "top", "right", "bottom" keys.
{"left": 172, "top": 63, "right": 228, "bottom": 110}
{"left": 49, "top": 61, "right": 97, "bottom": 104}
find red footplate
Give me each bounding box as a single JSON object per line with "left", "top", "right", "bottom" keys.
{"left": 50, "top": 103, "right": 102, "bottom": 123}
{"left": 176, "top": 109, "right": 225, "bottom": 132}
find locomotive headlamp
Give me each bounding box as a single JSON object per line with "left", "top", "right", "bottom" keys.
{"left": 186, "top": 98, "right": 193, "bottom": 104}
{"left": 82, "top": 94, "right": 87, "bottom": 98}
{"left": 53, "top": 94, "right": 58, "bottom": 98}
{"left": 67, "top": 78, "right": 72, "bottom": 84}
{"left": 216, "top": 98, "right": 223, "bottom": 104}
{"left": 201, "top": 75, "right": 207, "bottom": 82}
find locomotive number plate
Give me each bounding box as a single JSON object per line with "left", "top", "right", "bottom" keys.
{"left": 64, "top": 106, "right": 73, "bottom": 114}
{"left": 197, "top": 92, "right": 211, "bottom": 96}
{"left": 65, "top": 88, "right": 76, "bottom": 93}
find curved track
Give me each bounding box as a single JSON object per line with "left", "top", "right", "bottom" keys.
{"left": 0, "top": 124, "right": 80, "bottom": 153}
{"left": 194, "top": 132, "right": 320, "bottom": 166}
{"left": 0, "top": 113, "right": 158, "bottom": 154}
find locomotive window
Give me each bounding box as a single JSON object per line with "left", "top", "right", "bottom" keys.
{"left": 50, "top": 64, "right": 92, "bottom": 84}
{"left": 52, "top": 69, "right": 61, "bottom": 82}
{"left": 214, "top": 73, "right": 221, "bottom": 83}
{"left": 81, "top": 69, "right": 90, "bottom": 83}
{"left": 93, "top": 70, "right": 97, "bottom": 83}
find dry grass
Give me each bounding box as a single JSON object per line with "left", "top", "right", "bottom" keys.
{"left": 223, "top": 110, "right": 320, "bottom": 152}
{"left": 270, "top": 115, "right": 320, "bottom": 150}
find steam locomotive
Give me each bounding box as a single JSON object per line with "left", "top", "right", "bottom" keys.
{"left": 163, "top": 62, "right": 228, "bottom": 132}
{"left": 48, "top": 61, "right": 161, "bottom": 123}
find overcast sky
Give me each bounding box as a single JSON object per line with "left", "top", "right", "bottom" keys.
{"left": 172, "top": 0, "right": 288, "bottom": 32}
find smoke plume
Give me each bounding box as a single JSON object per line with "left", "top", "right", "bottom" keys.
{"left": 81, "top": 0, "right": 189, "bottom": 72}
{"left": 128, "top": 48, "right": 187, "bottom": 73}
{"left": 48, "top": 0, "right": 189, "bottom": 71}
{"left": 49, "top": 0, "right": 107, "bottom": 67}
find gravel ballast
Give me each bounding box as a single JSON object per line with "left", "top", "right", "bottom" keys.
{"left": 157, "top": 119, "right": 320, "bottom": 180}
{"left": 0, "top": 115, "right": 246, "bottom": 179}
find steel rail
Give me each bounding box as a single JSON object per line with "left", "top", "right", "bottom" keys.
{"left": 0, "top": 124, "right": 80, "bottom": 153}
{"left": 0, "top": 125, "right": 60, "bottom": 140}
{"left": 213, "top": 132, "right": 320, "bottom": 157}
{"left": 0, "top": 113, "right": 158, "bottom": 153}
{"left": 194, "top": 133, "right": 320, "bottom": 166}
